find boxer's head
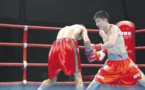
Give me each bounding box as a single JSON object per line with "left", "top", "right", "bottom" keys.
{"left": 93, "top": 10, "right": 109, "bottom": 30}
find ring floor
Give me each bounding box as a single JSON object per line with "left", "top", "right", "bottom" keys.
{"left": 0, "top": 84, "right": 144, "bottom": 90}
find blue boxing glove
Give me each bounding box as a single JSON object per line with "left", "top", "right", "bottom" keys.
{"left": 85, "top": 49, "right": 98, "bottom": 62}
{"left": 85, "top": 48, "right": 107, "bottom": 62}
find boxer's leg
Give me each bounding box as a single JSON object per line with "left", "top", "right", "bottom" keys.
{"left": 86, "top": 80, "right": 100, "bottom": 90}
{"left": 74, "top": 72, "right": 84, "bottom": 90}
{"left": 37, "top": 74, "right": 58, "bottom": 90}
{"left": 138, "top": 70, "right": 145, "bottom": 87}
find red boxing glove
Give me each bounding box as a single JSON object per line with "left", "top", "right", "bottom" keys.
{"left": 95, "top": 49, "right": 107, "bottom": 62}
{"left": 92, "top": 43, "right": 103, "bottom": 51}
{"left": 85, "top": 49, "right": 107, "bottom": 62}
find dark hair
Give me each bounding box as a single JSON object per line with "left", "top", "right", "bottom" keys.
{"left": 93, "top": 10, "right": 109, "bottom": 20}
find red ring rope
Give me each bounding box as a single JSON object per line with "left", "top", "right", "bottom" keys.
{"left": 0, "top": 23, "right": 145, "bottom": 85}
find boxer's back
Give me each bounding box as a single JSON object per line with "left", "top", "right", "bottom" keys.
{"left": 56, "top": 24, "right": 83, "bottom": 40}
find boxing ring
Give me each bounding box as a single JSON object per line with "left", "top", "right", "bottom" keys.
{"left": 0, "top": 23, "right": 145, "bottom": 90}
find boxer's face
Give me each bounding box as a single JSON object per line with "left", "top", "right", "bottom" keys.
{"left": 95, "top": 18, "right": 106, "bottom": 30}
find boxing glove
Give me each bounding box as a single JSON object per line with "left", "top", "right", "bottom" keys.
{"left": 96, "top": 49, "right": 107, "bottom": 62}
{"left": 92, "top": 43, "right": 103, "bottom": 51}
{"left": 85, "top": 48, "right": 107, "bottom": 62}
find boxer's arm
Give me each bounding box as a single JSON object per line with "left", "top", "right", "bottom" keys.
{"left": 72, "top": 25, "right": 92, "bottom": 50}
{"left": 81, "top": 26, "right": 92, "bottom": 50}
{"left": 102, "top": 26, "right": 119, "bottom": 49}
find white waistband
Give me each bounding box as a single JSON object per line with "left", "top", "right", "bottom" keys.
{"left": 108, "top": 53, "right": 128, "bottom": 60}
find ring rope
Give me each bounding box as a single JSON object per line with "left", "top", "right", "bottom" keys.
{"left": 0, "top": 23, "right": 145, "bottom": 33}
{"left": 0, "top": 42, "right": 145, "bottom": 50}
{"left": 0, "top": 23, "right": 99, "bottom": 32}
{"left": 135, "top": 29, "right": 145, "bottom": 33}
{"left": 0, "top": 63, "right": 145, "bottom": 68}
{"left": 0, "top": 63, "right": 103, "bottom": 67}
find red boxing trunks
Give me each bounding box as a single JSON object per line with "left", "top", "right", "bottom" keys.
{"left": 48, "top": 38, "right": 81, "bottom": 79}
{"left": 95, "top": 53, "right": 141, "bottom": 86}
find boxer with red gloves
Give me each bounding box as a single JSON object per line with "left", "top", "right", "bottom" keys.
{"left": 86, "top": 10, "right": 145, "bottom": 90}
{"left": 85, "top": 44, "right": 107, "bottom": 62}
